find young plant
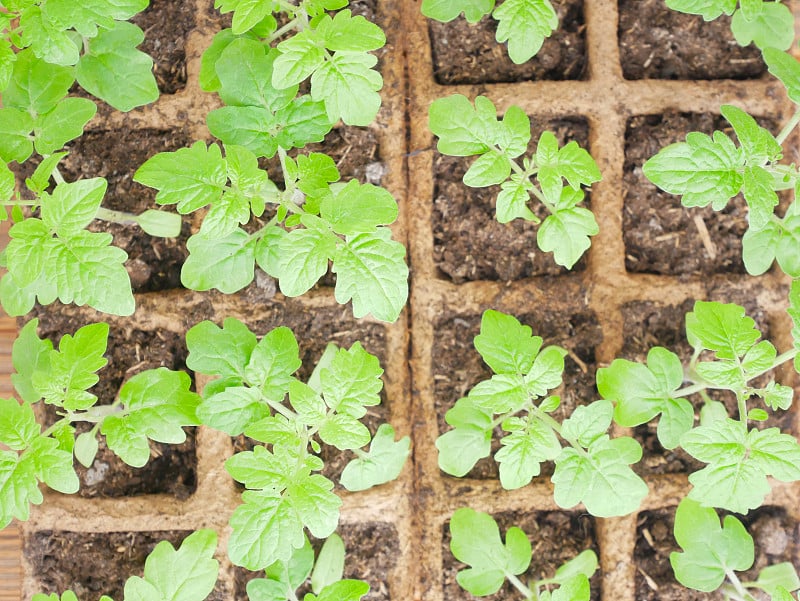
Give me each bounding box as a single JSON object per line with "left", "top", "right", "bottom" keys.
{"left": 435, "top": 310, "right": 647, "bottom": 518}
{"left": 598, "top": 301, "right": 800, "bottom": 514}
{"left": 0, "top": 319, "right": 202, "bottom": 528}
{"left": 246, "top": 533, "right": 370, "bottom": 601}
{"left": 429, "top": 95, "right": 600, "bottom": 269}
{"left": 421, "top": 0, "right": 559, "bottom": 65}
{"left": 0, "top": 1, "right": 159, "bottom": 111}
{"left": 448, "top": 507, "right": 598, "bottom": 600}
{"left": 670, "top": 499, "right": 800, "bottom": 601}
{"left": 31, "top": 529, "right": 220, "bottom": 601}
{"left": 665, "top": 0, "right": 794, "bottom": 52}
{"left": 184, "top": 318, "right": 410, "bottom": 571}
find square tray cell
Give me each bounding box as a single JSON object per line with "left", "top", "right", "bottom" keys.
{"left": 232, "top": 303, "right": 392, "bottom": 485}
{"left": 620, "top": 298, "right": 792, "bottom": 477}
{"left": 234, "top": 522, "right": 400, "bottom": 601}
{"left": 433, "top": 303, "right": 600, "bottom": 479}
{"left": 442, "top": 510, "right": 599, "bottom": 601}
{"left": 618, "top": 0, "right": 766, "bottom": 80}
{"left": 623, "top": 113, "right": 777, "bottom": 276}
{"left": 428, "top": 0, "right": 586, "bottom": 85}
{"left": 30, "top": 308, "right": 197, "bottom": 499}
{"left": 26, "top": 530, "right": 228, "bottom": 601}
{"left": 434, "top": 117, "right": 590, "bottom": 283}
{"left": 635, "top": 507, "right": 799, "bottom": 601}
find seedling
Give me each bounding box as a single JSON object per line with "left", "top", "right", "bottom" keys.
{"left": 429, "top": 95, "right": 601, "bottom": 269}
{"left": 665, "top": 0, "right": 794, "bottom": 51}
{"left": 421, "top": 0, "right": 559, "bottom": 64}
{"left": 0, "top": 319, "right": 201, "bottom": 528}
{"left": 0, "top": 0, "right": 159, "bottom": 111}
{"left": 247, "top": 533, "right": 370, "bottom": 601}
{"left": 448, "top": 507, "right": 598, "bottom": 600}
{"left": 31, "top": 529, "right": 220, "bottom": 601}
{"left": 185, "top": 318, "right": 410, "bottom": 571}
{"left": 598, "top": 301, "right": 800, "bottom": 514}
{"left": 670, "top": 499, "right": 800, "bottom": 601}
{"left": 436, "top": 310, "right": 647, "bottom": 517}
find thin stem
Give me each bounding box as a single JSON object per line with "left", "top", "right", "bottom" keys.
{"left": 506, "top": 573, "right": 534, "bottom": 600}
{"left": 673, "top": 382, "right": 709, "bottom": 398}
{"left": 748, "top": 348, "right": 798, "bottom": 380}
{"left": 736, "top": 390, "right": 749, "bottom": 430}
{"left": 262, "top": 395, "right": 298, "bottom": 421}
{"left": 777, "top": 108, "right": 800, "bottom": 145}
{"left": 52, "top": 167, "right": 66, "bottom": 185}
{"left": 529, "top": 405, "right": 589, "bottom": 458}
{"left": 94, "top": 207, "right": 139, "bottom": 226}
{"left": 725, "top": 570, "right": 757, "bottom": 601}
{"left": 267, "top": 17, "right": 299, "bottom": 43}
{"left": 247, "top": 213, "right": 280, "bottom": 242}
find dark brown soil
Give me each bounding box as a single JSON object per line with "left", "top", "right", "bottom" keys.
{"left": 433, "top": 300, "right": 601, "bottom": 479}
{"left": 26, "top": 530, "right": 228, "bottom": 601}
{"left": 618, "top": 0, "right": 766, "bottom": 80}
{"left": 15, "top": 127, "right": 194, "bottom": 292}
{"left": 634, "top": 507, "right": 799, "bottom": 601}
{"left": 428, "top": 0, "right": 586, "bottom": 84}
{"left": 29, "top": 306, "right": 197, "bottom": 499}
{"left": 232, "top": 304, "right": 390, "bottom": 486}
{"left": 442, "top": 510, "right": 599, "bottom": 601}
{"left": 433, "top": 117, "right": 590, "bottom": 283}
{"left": 620, "top": 295, "right": 792, "bottom": 476}
{"left": 132, "top": 0, "right": 195, "bottom": 94}
{"left": 233, "top": 522, "right": 398, "bottom": 601}
{"left": 624, "top": 113, "right": 777, "bottom": 276}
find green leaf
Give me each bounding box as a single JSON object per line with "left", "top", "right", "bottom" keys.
{"left": 0, "top": 40, "right": 16, "bottom": 92}
{"left": 0, "top": 159, "right": 14, "bottom": 203}
{"left": 436, "top": 397, "right": 493, "bottom": 476}
{"left": 0, "top": 399, "right": 38, "bottom": 450}
{"left": 4, "top": 49, "right": 74, "bottom": 114}
{"left": 496, "top": 419, "right": 561, "bottom": 489}
{"left": 186, "top": 318, "right": 257, "bottom": 379}
{"left": 0, "top": 450, "right": 41, "bottom": 528}
{"left": 497, "top": 179, "right": 536, "bottom": 223}
{"left": 492, "top": 0, "right": 558, "bottom": 64}
{"left": 742, "top": 220, "right": 780, "bottom": 275}
{"left": 333, "top": 229, "right": 408, "bottom": 322}
{"left": 763, "top": 49, "right": 800, "bottom": 105}
{"left": 742, "top": 166, "right": 779, "bottom": 231}
{"left": 275, "top": 225, "right": 338, "bottom": 297}
{"left": 28, "top": 436, "right": 79, "bottom": 494}
{"left": 199, "top": 29, "right": 239, "bottom": 92}
{"left": 134, "top": 142, "right": 228, "bottom": 213}
{"left": 537, "top": 205, "right": 598, "bottom": 269}
{"left": 34, "top": 98, "right": 97, "bottom": 156}
{"left": 749, "top": 427, "right": 800, "bottom": 482}
{"left": 536, "top": 132, "right": 601, "bottom": 201}
{"left": 560, "top": 401, "right": 613, "bottom": 448}
{"left": 74, "top": 431, "right": 99, "bottom": 468}
{"left": 311, "top": 52, "right": 382, "bottom": 126}
{"left": 685, "top": 301, "right": 760, "bottom": 359}
{"left": 243, "top": 326, "right": 301, "bottom": 401}
{"left": 790, "top": 279, "right": 800, "bottom": 373}
{"left": 318, "top": 10, "right": 385, "bottom": 52}
{"left": 6, "top": 219, "right": 53, "bottom": 287}
{"left": 421, "top": 0, "right": 495, "bottom": 23}
{"left": 731, "top": 2, "right": 794, "bottom": 51}
{"left": 463, "top": 151, "right": 511, "bottom": 187}
{"left": 19, "top": 6, "right": 80, "bottom": 66}
{"left": 320, "top": 180, "right": 398, "bottom": 236}
{"left": 755, "top": 563, "right": 800, "bottom": 596}
{"left": 274, "top": 97, "right": 333, "bottom": 152}
{"left": 311, "top": 580, "right": 370, "bottom": 601}
{"left": 670, "top": 498, "right": 753, "bottom": 592}
{"left": 664, "top": 0, "right": 737, "bottom": 20}
{"left": 340, "top": 423, "right": 410, "bottom": 491}
{"left": 226, "top": 445, "right": 294, "bottom": 489}
{"left": 552, "top": 436, "right": 647, "bottom": 517}
{"left": 289, "top": 380, "right": 327, "bottom": 427}
{"left": 43, "top": 179, "right": 107, "bottom": 237}
{"left": 218, "top": 41, "right": 297, "bottom": 111}
{"left": 26, "top": 152, "right": 68, "bottom": 196}
{"left": 429, "top": 94, "right": 492, "bottom": 156}
{"left": 449, "top": 508, "right": 531, "bottom": 597}
{"left": 554, "top": 550, "right": 598, "bottom": 583}
{"left": 475, "top": 310, "right": 541, "bottom": 374}
{"left": 228, "top": 0, "right": 272, "bottom": 34}
{"left": 11, "top": 319, "right": 53, "bottom": 404}
{"left": 124, "top": 530, "right": 219, "bottom": 601}
{"left": 643, "top": 131, "right": 744, "bottom": 209}
{"left": 76, "top": 21, "right": 158, "bottom": 111}
{"left": 720, "top": 104, "right": 782, "bottom": 165}
{"left": 319, "top": 342, "right": 383, "bottom": 418}
{"left": 0, "top": 109, "right": 34, "bottom": 164}
{"left": 467, "top": 374, "right": 527, "bottom": 414}
{"left": 182, "top": 230, "right": 256, "bottom": 293}
{"left": 273, "top": 30, "right": 326, "bottom": 88}
{"left": 311, "top": 533, "right": 345, "bottom": 594}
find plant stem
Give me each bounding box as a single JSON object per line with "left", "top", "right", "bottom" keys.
{"left": 95, "top": 207, "right": 139, "bottom": 226}
{"left": 52, "top": 167, "right": 66, "bottom": 185}
{"left": 673, "top": 382, "right": 708, "bottom": 398}
{"left": 506, "top": 573, "right": 534, "bottom": 599}
{"left": 777, "top": 108, "right": 800, "bottom": 145}
{"left": 725, "top": 570, "right": 757, "bottom": 601}
{"left": 267, "top": 17, "right": 300, "bottom": 43}
{"left": 261, "top": 394, "right": 298, "bottom": 421}
{"left": 529, "top": 404, "right": 588, "bottom": 458}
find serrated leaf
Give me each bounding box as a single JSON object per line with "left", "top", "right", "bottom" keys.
{"left": 4, "top": 49, "right": 74, "bottom": 114}
{"left": 755, "top": 563, "right": 800, "bottom": 596}
{"left": 0, "top": 450, "right": 41, "bottom": 528}
{"left": 218, "top": 41, "right": 297, "bottom": 111}
{"left": 28, "top": 436, "right": 79, "bottom": 494}
{"left": 496, "top": 419, "right": 561, "bottom": 489}
{"left": 743, "top": 166, "right": 779, "bottom": 231}
{"left": 720, "top": 104, "right": 782, "bottom": 165}
{"left": 789, "top": 279, "right": 800, "bottom": 373}
{"left": 275, "top": 225, "right": 338, "bottom": 297}
{"left": 333, "top": 229, "right": 408, "bottom": 322}
{"left": 496, "top": 178, "right": 536, "bottom": 223}
{"left": 320, "top": 180, "right": 398, "bottom": 235}
{"left": 763, "top": 49, "right": 800, "bottom": 105}
{"left": 742, "top": 220, "right": 780, "bottom": 275}
{"left": 492, "top": 0, "right": 558, "bottom": 64}
{"left": 273, "top": 30, "right": 326, "bottom": 88}
{"left": 19, "top": 6, "right": 80, "bottom": 66}
{"left": 685, "top": 301, "right": 760, "bottom": 359}
{"left": 429, "top": 94, "right": 492, "bottom": 156}
{"left": 319, "top": 10, "right": 385, "bottom": 52}
{"left": 538, "top": 206, "right": 598, "bottom": 269}
{"left": 340, "top": 423, "right": 410, "bottom": 491}
{"left": 320, "top": 343, "right": 383, "bottom": 418}
{"left": 436, "top": 398, "right": 493, "bottom": 476}
{"left": 0, "top": 399, "right": 39, "bottom": 450}
{"left": 187, "top": 318, "right": 257, "bottom": 381}
{"left": 43, "top": 179, "right": 107, "bottom": 237}
{"left": 421, "top": 0, "right": 494, "bottom": 23}
{"left": 475, "top": 310, "right": 542, "bottom": 374}
{"left": 311, "top": 52, "right": 382, "bottom": 126}
{"left": 11, "top": 319, "right": 52, "bottom": 404}
{"left": 536, "top": 132, "right": 601, "bottom": 200}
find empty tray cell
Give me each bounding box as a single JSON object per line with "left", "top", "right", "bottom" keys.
{"left": 433, "top": 302, "right": 600, "bottom": 480}
{"left": 428, "top": 0, "right": 586, "bottom": 85}
{"left": 433, "top": 117, "right": 590, "bottom": 282}
{"left": 618, "top": 0, "right": 766, "bottom": 80}
{"left": 442, "top": 509, "right": 599, "bottom": 600}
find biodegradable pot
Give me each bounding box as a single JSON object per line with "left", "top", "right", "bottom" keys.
{"left": 16, "top": 0, "right": 800, "bottom": 600}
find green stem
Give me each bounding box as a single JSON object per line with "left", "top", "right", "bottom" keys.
{"left": 52, "top": 167, "right": 66, "bottom": 185}
{"left": 247, "top": 213, "right": 281, "bottom": 242}
{"left": 736, "top": 389, "right": 749, "bottom": 430}
{"left": 262, "top": 394, "right": 297, "bottom": 421}
{"left": 267, "top": 17, "right": 300, "bottom": 43}
{"left": 506, "top": 573, "right": 534, "bottom": 600}
{"left": 95, "top": 207, "right": 139, "bottom": 226}
{"left": 749, "top": 348, "right": 798, "bottom": 380}
{"left": 673, "top": 382, "right": 709, "bottom": 398}
{"left": 529, "top": 404, "right": 588, "bottom": 458}
{"left": 777, "top": 108, "right": 800, "bottom": 145}
{"left": 725, "top": 570, "right": 757, "bottom": 601}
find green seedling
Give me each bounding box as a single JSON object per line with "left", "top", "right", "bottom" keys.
{"left": 429, "top": 95, "right": 601, "bottom": 269}
{"left": 599, "top": 301, "right": 800, "bottom": 514}
{"left": 671, "top": 499, "right": 800, "bottom": 601}
{"left": 31, "top": 530, "right": 220, "bottom": 601}
{"left": 247, "top": 533, "right": 370, "bottom": 601}
{"left": 0, "top": 1, "right": 158, "bottom": 111}
{"left": 421, "top": 0, "right": 558, "bottom": 64}
{"left": 0, "top": 319, "right": 201, "bottom": 529}
{"left": 448, "top": 507, "right": 598, "bottom": 600}
{"left": 665, "top": 0, "right": 794, "bottom": 51}
{"left": 436, "top": 310, "right": 647, "bottom": 517}
{"left": 185, "top": 318, "right": 410, "bottom": 571}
